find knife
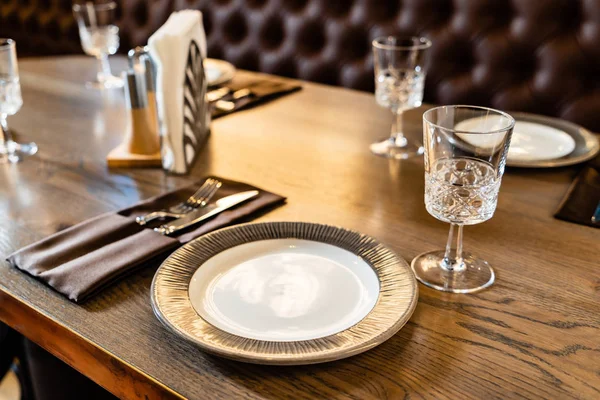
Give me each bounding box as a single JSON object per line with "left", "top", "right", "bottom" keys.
{"left": 154, "top": 190, "right": 259, "bottom": 235}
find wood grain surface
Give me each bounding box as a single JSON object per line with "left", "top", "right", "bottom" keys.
{"left": 0, "top": 56, "right": 598, "bottom": 400}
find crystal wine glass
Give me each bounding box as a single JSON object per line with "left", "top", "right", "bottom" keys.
{"left": 412, "top": 105, "right": 514, "bottom": 293}
{"left": 371, "top": 36, "right": 431, "bottom": 159}
{"left": 0, "top": 39, "right": 37, "bottom": 163}
{"left": 73, "top": 1, "right": 123, "bottom": 89}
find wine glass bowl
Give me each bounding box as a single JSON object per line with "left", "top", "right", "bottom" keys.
{"left": 73, "top": 1, "right": 123, "bottom": 89}
{"left": 0, "top": 38, "right": 37, "bottom": 164}
{"left": 79, "top": 24, "right": 120, "bottom": 58}
{"left": 412, "top": 105, "right": 514, "bottom": 293}
{"left": 370, "top": 36, "right": 431, "bottom": 159}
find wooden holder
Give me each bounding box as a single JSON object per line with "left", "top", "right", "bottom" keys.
{"left": 107, "top": 103, "right": 161, "bottom": 168}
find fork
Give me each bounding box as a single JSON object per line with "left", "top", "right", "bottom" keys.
{"left": 136, "top": 178, "right": 222, "bottom": 225}
{"left": 215, "top": 88, "right": 253, "bottom": 111}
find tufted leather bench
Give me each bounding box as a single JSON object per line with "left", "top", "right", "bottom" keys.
{"left": 1, "top": 0, "right": 599, "bottom": 131}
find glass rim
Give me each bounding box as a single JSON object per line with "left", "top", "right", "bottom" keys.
{"left": 73, "top": 1, "right": 117, "bottom": 12}
{"left": 423, "top": 105, "right": 516, "bottom": 135}
{"left": 0, "top": 38, "right": 15, "bottom": 49}
{"left": 372, "top": 36, "right": 432, "bottom": 51}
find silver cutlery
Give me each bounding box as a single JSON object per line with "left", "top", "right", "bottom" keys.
{"left": 206, "top": 87, "right": 231, "bottom": 103}
{"left": 136, "top": 178, "right": 222, "bottom": 225}
{"left": 154, "top": 190, "right": 259, "bottom": 235}
{"left": 215, "top": 88, "right": 252, "bottom": 111}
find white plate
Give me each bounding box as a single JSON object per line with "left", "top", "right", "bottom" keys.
{"left": 455, "top": 115, "right": 578, "bottom": 163}
{"left": 507, "top": 121, "right": 576, "bottom": 161}
{"left": 151, "top": 222, "right": 418, "bottom": 365}
{"left": 203, "top": 58, "right": 235, "bottom": 86}
{"left": 189, "top": 239, "right": 380, "bottom": 342}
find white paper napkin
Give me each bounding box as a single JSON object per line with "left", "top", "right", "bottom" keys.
{"left": 149, "top": 10, "right": 210, "bottom": 174}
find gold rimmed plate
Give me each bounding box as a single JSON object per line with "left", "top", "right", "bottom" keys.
{"left": 151, "top": 222, "right": 418, "bottom": 365}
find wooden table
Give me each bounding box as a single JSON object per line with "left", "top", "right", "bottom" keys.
{"left": 1, "top": 56, "right": 598, "bottom": 400}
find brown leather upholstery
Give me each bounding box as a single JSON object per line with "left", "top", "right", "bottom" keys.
{"left": 1, "top": 0, "right": 599, "bottom": 130}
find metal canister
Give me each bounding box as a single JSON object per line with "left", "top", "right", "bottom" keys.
{"left": 128, "top": 46, "right": 159, "bottom": 133}
{"left": 122, "top": 68, "right": 160, "bottom": 155}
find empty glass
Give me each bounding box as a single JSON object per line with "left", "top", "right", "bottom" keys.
{"left": 371, "top": 36, "right": 431, "bottom": 159}
{"left": 412, "top": 106, "right": 514, "bottom": 293}
{"left": 73, "top": 1, "right": 122, "bottom": 89}
{"left": 0, "top": 39, "right": 37, "bottom": 163}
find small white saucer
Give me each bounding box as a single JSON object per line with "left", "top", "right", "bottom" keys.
{"left": 204, "top": 58, "right": 235, "bottom": 86}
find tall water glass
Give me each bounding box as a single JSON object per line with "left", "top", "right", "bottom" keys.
{"left": 73, "top": 1, "right": 123, "bottom": 89}
{"left": 371, "top": 36, "right": 431, "bottom": 159}
{"left": 0, "top": 39, "right": 37, "bottom": 164}
{"left": 412, "top": 106, "right": 514, "bottom": 293}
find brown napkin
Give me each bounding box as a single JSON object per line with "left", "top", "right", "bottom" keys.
{"left": 554, "top": 154, "right": 600, "bottom": 228}
{"left": 7, "top": 177, "right": 285, "bottom": 302}
{"left": 211, "top": 79, "right": 301, "bottom": 119}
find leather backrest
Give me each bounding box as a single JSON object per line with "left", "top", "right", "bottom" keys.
{"left": 1, "top": 0, "right": 599, "bottom": 130}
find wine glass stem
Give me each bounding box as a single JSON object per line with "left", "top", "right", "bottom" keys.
{"left": 0, "top": 114, "right": 11, "bottom": 143}
{"left": 390, "top": 109, "right": 407, "bottom": 147}
{"left": 97, "top": 53, "right": 112, "bottom": 83}
{"left": 442, "top": 223, "right": 465, "bottom": 272}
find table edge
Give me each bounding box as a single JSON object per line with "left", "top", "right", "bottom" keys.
{"left": 0, "top": 287, "right": 184, "bottom": 400}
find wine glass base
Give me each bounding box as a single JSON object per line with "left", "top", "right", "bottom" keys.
{"left": 0, "top": 140, "right": 38, "bottom": 163}
{"left": 370, "top": 137, "right": 424, "bottom": 159}
{"left": 411, "top": 250, "right": 495, "bottom": 293}
{"left": 85, "top": 75, "right": 124, "bottom": 89}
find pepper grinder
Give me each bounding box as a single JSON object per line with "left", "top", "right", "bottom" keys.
{"left": 106, "top": 68, "right": 161, "bottom": 167}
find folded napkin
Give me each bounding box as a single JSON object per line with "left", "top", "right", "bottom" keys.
{"left": 7, "top": 178, "right": 285, "bottom": 302}
{"left": 554, "top": 154, "right": 600, "bottom": 228}
{"left": 149, "top": 10, "right": 210, "bottom": 174}
{"left": 211, "top": 78, "right": 301, "bottom": 119}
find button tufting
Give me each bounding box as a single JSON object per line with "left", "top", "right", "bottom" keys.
{"left": 24, "top": 15, "right": 41, "bottom": 36}
{"left": 260, "top": 15, "right": 285, "bottom": 50}
{"left": 0, "top": 0, "right": 597, "bottom": 130}
{"left": 46, "top": 19, "right": 61, "bottom": 41}
{"left": 321, "top": 0, "right": 353, "bottom": 19}
{"left": 39, "top": 0, "right": 52, "bottom": 12}
{"left": 233, "top": 49, "right": 259, "bottom": 70}
{"left": 340, "top": 64, "right": 372, "bottom": 91}
{"left": 284, "top": 0, "right": 309, "bottom": 13}
{"left": 133, "top": 0, "right": 149, "bottom": 27}
{"left": 223, "top": 11, "right": 248, "bottom": 44}
{"left": 364, "top": 0, "right": 399, "bottom": 22}
{"left": 295, "top": 19, "right": 326, "bottom": 56}
{"left": 261, "top": 54, "right": 297, "bottom": 78}
{"left": 203, "top": 9, "right": 212, "bottom": 36}
{"left": 58, "top": 0, "right": 72, "bottom": 12}
{"left": 300, "top": 59, "right": 338, "bottom": 85}
{"left": 338, "top": 25, "right": 370, "bottom": 61}
{"left": 247, "top": 0, "right": 270, "bottom": 9}
{"left": 208, "top": 42, "right": 224, "bottom": 60}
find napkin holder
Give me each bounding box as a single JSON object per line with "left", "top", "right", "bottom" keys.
{"left": 149, "top": 10, "right": 210, "bottom": 175}
{"left": 107, "top": 49, "right": 161, "bottom": 168}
